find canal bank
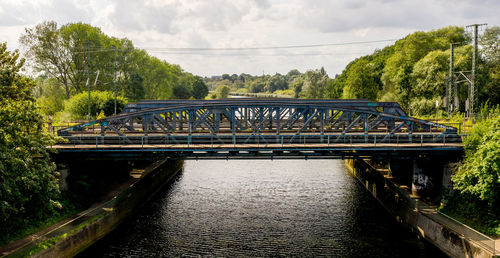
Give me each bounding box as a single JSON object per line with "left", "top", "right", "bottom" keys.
{"left": 3, "top": 159, "right": 182, "bottom": 257}
{"left": 345, "top": 159, "right": 498, "bottom": 257}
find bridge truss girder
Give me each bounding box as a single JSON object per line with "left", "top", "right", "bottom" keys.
{"left": 58, "top": 101, "right": 458, "bottom": 146}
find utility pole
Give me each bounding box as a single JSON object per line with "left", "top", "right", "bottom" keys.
{"left": 466, "top": 23, "right": 487, "bottom": 117}
{"left": 448, "top": 43, "right": 455, "bottom": 113}
{"left": 87, "top": 41, "right": 91, "bottom": 120}
{"left": 113, "top": 45, "right": 117, "bottom": 115}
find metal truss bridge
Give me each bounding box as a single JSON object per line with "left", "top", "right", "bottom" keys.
{"left": 53, "top": 99, "right": 463, "bottom": 160}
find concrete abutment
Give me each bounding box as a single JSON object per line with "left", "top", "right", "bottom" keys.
{"left": 346, "top": 158, "right": 495, "bottom": 257}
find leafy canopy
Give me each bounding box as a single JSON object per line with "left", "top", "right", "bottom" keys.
{"left": 0, "top": 43, "right": 61, "bottom": 239}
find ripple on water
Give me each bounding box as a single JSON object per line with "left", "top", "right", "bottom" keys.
{"left": 81, "top": 160, "right": 445, "bottom": 257}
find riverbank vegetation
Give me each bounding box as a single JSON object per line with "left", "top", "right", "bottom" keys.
{"left": 441, "top": 107, "right": 500, "bottom": 237}
{"left": 0, "top": 43, "right": 81, "bottom": 244}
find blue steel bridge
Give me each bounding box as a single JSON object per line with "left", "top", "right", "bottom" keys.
{"left": 53, "top": 99, "right": 463, "bottom": 160}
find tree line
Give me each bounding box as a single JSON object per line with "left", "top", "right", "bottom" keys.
{"left": 206, "top": 26, "right": 500, "bottom": 116}
{"left": 21, "top": 21, "right": 209, "bottom": 118}
{"left": 205, "top": 67, "right": 337, "bottom": 99}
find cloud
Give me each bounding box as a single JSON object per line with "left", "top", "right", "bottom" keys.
{"left": 0, "top": 1, "right": 40, "bottom": 26}
{"left": 1, "top": 0, "right": 500, "bottom": 76}
{"left": 294, "top": 0, "right": 500, "bottom": 33}
{"left": 109, "top": 0, "right": 179, "bottom": 34}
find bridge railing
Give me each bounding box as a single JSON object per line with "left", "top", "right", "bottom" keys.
{"left": 57, "top": 132, "right": 462, "bottom": 149}
{"left": 438, "top": 211, "right": 499, "bottom": 255}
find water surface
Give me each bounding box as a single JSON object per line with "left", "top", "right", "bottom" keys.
{"left": 82, "top": 160, "right": 445, "bottom": 257}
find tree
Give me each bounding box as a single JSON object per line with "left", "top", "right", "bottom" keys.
{"left": 215, "top": 85, "right": 230, "bottom": 98}
{"left": 409, "top": 46, "right": 473, "bottom": 114}
{"left": 172, "top": 84, "right": 192, "bottom": 99}
{"left": 33, "top": 77, "right": 66, "bottom": 116}
{"left": 128, "top": 49, "right": 181, "bottom": 100}
{"left": 292, "top": 77, "right": 304, "bottom": 98}
{"left": 480, "top": 26, "right": 500, "bottom": 63}
{"left": 411, "top": 50, "right": 448, "bottom": 99}
{"left": 0, "top": 43, "right": 60, "bottom": 239}
{"left": 248, "top": 78, "right": 265, "bottom": 93}
{"left": 265, "top": 74, "right": 288, "bottom": 92}
{"left": 342, "top": 59, "right": 379, "bottom": 100}
{"left": 381, "top": 26, "right": 469, "bottom": 108}
{"left": 302, "top": 67, "right": 329, "bottom": 99}
{"left": 20, "top": 21, "right": 73, "bottom": 98}
{"left": 480, "top": 26, "right": 500, "bottom": 105}
{"left": 20, "top": 21, "right": 195, "bottom": 102}
{"left": 191, "top": 76, "right": 209, "bottom": 99}
{"left": 123, "top": 73, "right": 145, "bottom": 101}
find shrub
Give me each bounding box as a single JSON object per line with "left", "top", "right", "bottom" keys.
{"left": 452, "top": 116, "right": 500, "bottom": 207}
{"left": 65, "top": 91, "right": 127, "bottom": 119}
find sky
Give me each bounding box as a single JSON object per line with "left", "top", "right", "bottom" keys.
{"left": 0, "top": 0, "right": 499, "bottom": 77}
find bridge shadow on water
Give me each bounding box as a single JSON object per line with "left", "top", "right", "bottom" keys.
{"left": 80, "top": 159, "right": 446, "bottom": 257}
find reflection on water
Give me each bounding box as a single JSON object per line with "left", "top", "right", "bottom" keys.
{"left": 82, "top": 160, "right": 445, "bottom": 257}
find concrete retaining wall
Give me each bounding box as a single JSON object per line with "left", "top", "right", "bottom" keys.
{"left": 345, "top": 159, "right": 494, "bottom": 258}
{"left": 32, "top": 159, "right": 182, "bottom": 258}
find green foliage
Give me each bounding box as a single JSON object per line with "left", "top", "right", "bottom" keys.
{"left": 172, "top": 84, "right": 192, "bottom": 99}
{"left": 452, "top": 116, "right": 500, "bottom": 206}
{"left": 410, "top": 97, "right": 442, "bottom": 116}
{"left": 33, "top": 77, "right": 66, "bottom": 116}
{"left": 214, "top": 85, "right": 230, "bottom": 99}
{"left": 382, "top": 26, "right": 468, "bottom": 109}
{"left": 265, "top": 73, "right": 288, "bottom": 92}
{"left": 479, "top": 26, "right": 500, "bottom": 105}
{"left": 65, "top": 91, "right": 127, "bottom": 119}
{"left": 342, "top": 58, "right": 379, "bottom": 100}
{"left": 331, "top": 25, "right": 500, "bottom": 115}
{"left": 123, "top": 73, "right": 145, "bottom": 101}
{"left": 21, "top": 21, "right": 204, "bottom": 103}
{"left": 248, "top": 78, "right": 266, "bottom": 93}
{"left": 440, "top": 190, "right": 500, "bottom": 237}
{"left": 301, "top": 67, "right": 331, "bottom": 99}
{"left": 292, "top": 77, "right": 304, "bottom": 98}
{"left": 0, "top": 43, "right": 62, "bottom": 241}
{"left": 205, "top": 69, "right": 330, "bottom": 99}
{"left": 191, "top": 77, "right": 209, "bottom": 99}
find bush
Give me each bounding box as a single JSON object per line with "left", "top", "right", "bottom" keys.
{"left": 33, "top": 78, "right": 66, "bottom": 116}
{"left": 65, "top": 91, "right": 127, "bottom": 119}
{"left": 214, "top": 85, "right": 230, "bottom": 99}
{"left": 410, "top": 97, "right": 442, "bottom": 116}
{"left": 441, "top": 115, "right": 500, "bottom": 236}
{"left": 452, "top": 116, "right": 500, "bottom": 206}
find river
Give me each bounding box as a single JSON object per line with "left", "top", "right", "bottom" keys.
{"left": 81, "top": 160, "right": 445, "bottom": 257}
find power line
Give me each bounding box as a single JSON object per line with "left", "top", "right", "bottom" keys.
{"left": 149, "top": 51, "right": 372, "bottom": 57}
{"left": 66, "top": 32, "right": 466, "bottom": 54}
{"left": 140, "top": 39, "right": 399, "bottom": 51}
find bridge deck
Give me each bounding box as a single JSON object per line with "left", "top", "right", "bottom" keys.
{"left": 52, "top": 142, "right": 462, "bottom": 150}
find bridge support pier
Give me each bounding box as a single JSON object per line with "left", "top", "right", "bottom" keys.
{"left": 410, "top": 160, "right": 443, "bottom": 201}
{"left": 390, "top": 159, "right": 450, "bottom": 203}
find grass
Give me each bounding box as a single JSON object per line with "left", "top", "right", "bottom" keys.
{"left": 12, "top": 212, "right": 106, "bottom": 257}
{"left": 0, "top": 192, "right": 84, "bottom": 246}
{"left": 440, "top": 205, "right": 500, "bottom": 238}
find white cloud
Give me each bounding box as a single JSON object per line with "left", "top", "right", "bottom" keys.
{"left": 0, "top": 0, "right": 499, "bottom": 76}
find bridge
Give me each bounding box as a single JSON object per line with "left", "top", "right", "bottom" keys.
{"left": 53, "top": 99, "right": 463, "bottom": 160}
